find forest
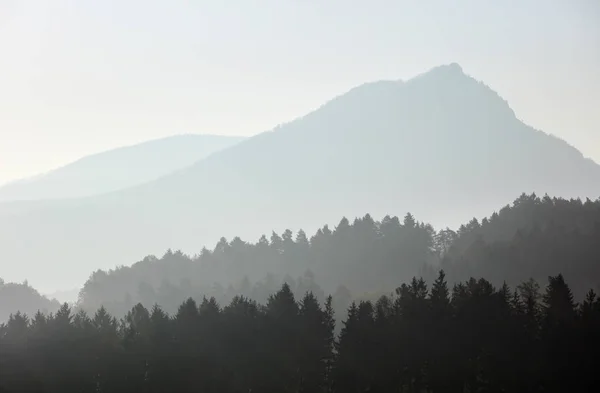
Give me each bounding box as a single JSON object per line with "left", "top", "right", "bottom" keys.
{"left": 74, "top": 194, "right": 600, "bottom": 319}
{"left": 1, "top": 193, "right": 600, "bottom": 392}
{"left": 1, "top": 271, "right": 598, "bottom": 393}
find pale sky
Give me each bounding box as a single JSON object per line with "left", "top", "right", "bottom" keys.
{"left": 1, "top": 0, "right": 599, "bottom": 186}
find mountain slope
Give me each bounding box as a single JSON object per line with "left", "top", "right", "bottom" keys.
{"left": 1, "top": 63, "right": 599, "bottom": 292}
{"left": 0, "top": 134, "right": 245, "bottom": 201}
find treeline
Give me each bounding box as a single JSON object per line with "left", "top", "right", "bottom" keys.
{"left": 78, "top": 211, "right": 435, "bottom": 316}
{"left": 2, "top": 272, "right": 599, "bottom": 393}
{"left": 77, "top": 194, "right": 600, "bottom": 318}
{"left": 442, "top": 193, "right": 600, "bottom": 297}
{"left": 80, "top": 269, "right": 355, "bottom": 331}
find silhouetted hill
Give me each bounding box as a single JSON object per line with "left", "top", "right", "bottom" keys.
{"left": 441, "top": 193, "right": 600, "bottom": 296}
{"left": 73, "top": 194, "right": 600, "bottom": 320}
{"left": 0, "top": 278, "right": 60, "bottom": 323}
{"left": 1, "top": 64, "right": 599, "bottom": 292}
{"left": 0, "top": 134, "right": 244, "bottom": 201}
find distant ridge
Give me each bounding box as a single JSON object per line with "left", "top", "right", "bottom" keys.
{"left": 0, "top": 134, "right": 245, "bottom": 201}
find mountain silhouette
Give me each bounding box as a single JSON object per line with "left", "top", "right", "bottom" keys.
{"left": 0, "top": 134, "right": 245, "bottom": 201}
{"left": 1, "top": 64, "right": 599, "bottom": 292}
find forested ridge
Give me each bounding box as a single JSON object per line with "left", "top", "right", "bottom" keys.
{"left": 1, "top": 271, "right": 599, "bottom": 393}
{"left": 75, "top": 193, "right": 600, "bottom": 319}
{"left": 2, "top": 193, "right": 600, "bottom": 392}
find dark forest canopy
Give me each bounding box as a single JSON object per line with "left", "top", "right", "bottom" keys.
{"left": 441, "top": 193, "right": 600, "bottom": 295}
{"left": 71, "top": 193, "right": 600, "bottom": 320}
{"left": 1, "top": 273, "right": 598, "bottom": 393}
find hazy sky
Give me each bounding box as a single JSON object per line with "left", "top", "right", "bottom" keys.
{"left": 1, "top": 0, "right": 599, "bottom": 186}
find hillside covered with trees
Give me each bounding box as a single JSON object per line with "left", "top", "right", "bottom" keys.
{"left": 1, "top": 272, "right": 598, "bottom": 393}
{"left": 73, "top": 194, "right": 600, "bottom": 319}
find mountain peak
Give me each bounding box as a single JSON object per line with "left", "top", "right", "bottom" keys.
{"left": 406, "top": 62, "right": 472, "bottom": 88}
{"left": 441, "top": 62, "right": 464, "bottom": 73}
{"left": 421, "top": 62, "right": 467, "bottom": 80}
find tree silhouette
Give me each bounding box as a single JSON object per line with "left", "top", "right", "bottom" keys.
{"left": 2, "top": 274, "right": 600, "bottom": 392}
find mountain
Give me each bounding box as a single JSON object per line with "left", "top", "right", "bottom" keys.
{"left": 0, "top": 134, "right": 245, "bottom": 202}
{"left": 1, "top": 63, "right": 599, "bottom": 292}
